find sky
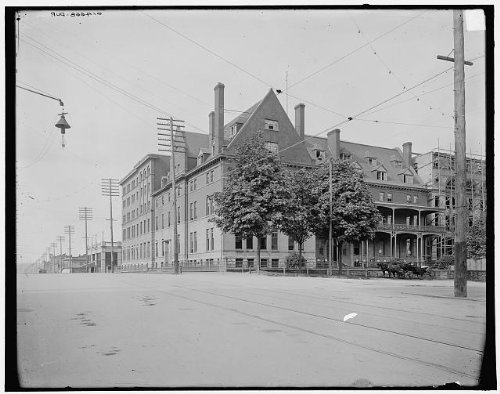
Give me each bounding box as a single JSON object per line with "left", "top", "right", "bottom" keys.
{"left": 14, "top": 7, "right": 487, "bottom": 266}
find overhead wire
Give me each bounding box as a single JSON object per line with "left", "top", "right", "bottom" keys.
{"left": 351, "top": 16, "right": 449, "bottom": 118}
{"left": 141, "top": 11, "right": 271, "bottom": 88}
{"left": 20, "top": 34, "right": 208, "bottom": 134}
{"left": 285, "top": 11, "right": 427, "bottom": 92}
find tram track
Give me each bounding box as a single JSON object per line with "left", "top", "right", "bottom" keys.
{"left": 115, "top": 275, "right": 482, "bottom": 382}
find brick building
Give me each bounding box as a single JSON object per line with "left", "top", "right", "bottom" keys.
{"left": 120, "top": 82, "right": 455, "bottom": 271}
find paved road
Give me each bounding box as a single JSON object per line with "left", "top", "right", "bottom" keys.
{"left": 16, "top": 273, "right": 486, "bottom": 388}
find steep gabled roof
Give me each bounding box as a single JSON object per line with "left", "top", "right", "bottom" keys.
{"left": 224, "top": 100, "right": 262, "bottom": 132}
{"left": 224, "top": 89, "right": 313, "bottom": 165}
{"left": 184, "top": 131, "right": 209, "bottom": 158}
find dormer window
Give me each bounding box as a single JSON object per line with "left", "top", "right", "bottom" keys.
{"left": 340, "top": 153, "right": 352, "bottom": 161}
{"left": 367, "top": 157, "right": 377, "bottom": 166}
{"left": 315, "top": 149, "right": 326, "bottom": 161}
{"left": 264, "top": 142, "right": 279, "bottom": 154}
{"left": 264, "top": 119, "right": 279, "bottom": 131}
{"left": 197, "top": 155, "right": 203, "bottom": 166}
{"left": 376, "top": 171, "right": 387, "bottom": 181}
{"left": 403, "top": 174, "right": 413, "bottom": 184}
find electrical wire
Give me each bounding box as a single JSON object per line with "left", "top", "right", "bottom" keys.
{"left": 21, "top": 34, "right": 207, "bottom": 134}
{"left": 285, "top": 11, "right": 427, "bottom": 92}
{"left": 142, "top": 11, "right": 271, "bottom": 88}
{"left": 352, "top": 16, "right": 449, "bottom": 118}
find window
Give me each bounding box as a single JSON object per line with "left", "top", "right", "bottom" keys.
{"left": 235, "top": 258, "right": 243, "bottom": 268}
{"left": 340, "top": 153, "right": 352, "bottom": 161}
{"left": 193, "top": 201, "right": 197, "bottom": 219}
{"left": 272, "top": 259, "right": 279, "bottom": 268}
{"left": 177, "top": 206, "right": 181, "bottom": 223}
{"left": 354, "top": 242, "right": 360, "bottom": 255}
{"left": 210, "top": 228, "right": 214, "bottom": 250}
{"left": 206, "top": 172, "right": 210, "bottom": 184}
{"left": 403, "top": 174, "right": 413, "bottom": 184}
{"left": 161, "top": 240, "right": 164, "bottom": 256}
{"left": 260, "top": 236, "right": 267, "bottom": 250}
{"left": 155, "top": 216, "right": 158, "bottom": 230}
{"left": 161, "top": 214, "right": 165, "bottom": 229}
{"left": 264, "top": 119, "right": 279, "bottom": 131}
{"left": 206, "top": 229, "right": 210, "bottom": 251}
{"left": 206, "top": 196, "right": 211, "bottom": 215}
{"left": 155, "top": 242, "right": 158, "bottom": 257}
{"left": 190, "top": 233, "right": 194, "bottom": 253}
{"left": 379, "top": 192, "right": 384, "bottom": 202}
{"left": 434, "top": 196, "right": 440, "bottom": 207}
{"left": 167, "top": 212, "right": 171, "bottom": 227}
{"left": 210, "top": 171, "right": 214, "bottom": 183}
{"left": 264, "top": 142, "right": 279, "bottom": 154}
{"left": 189, "top": 203, "right": 193, "bottom": 220}
{"left": 406, "top": 195, "right": 411, "bottom": 203}
{"left": 413, "top": 195, "right": 418, "bottom": 204}
{"left": 177, "top": 187, "right": 181, "bottom": 196}
{"left": 189, "top": 181, "right": 193, "bottom": 192}
{"left": 247, "top": 258, "right": 254, "bottom": 268}
{"left": 246, "top": 237, "right": 253, "bottom": 250}
{"left": 368, "top": 157, "right": 377, "bottom": 166}
{"left": 261, "top": 258, "right": 268, "bottom": 268}
{"left": 315, "top": 150, "right": 326, "bottom": 161}
{"left": 288, "top": 236, "right": 294, "bottom": 251}
{"left": 193, "top": 178, "right": 197, "bottom": 190}
{"left": 235, "top": 235, "right": 242, "bottom": 250}
{"left": 376, "top": 171, "right": 387, "bottom": 181}
{"left": 387, "top": 193, "right": 393, "bottom": 202}
{"left": 271, "top": 231, "right": 278, "bottom": 250}
{"left": 193, "top": 232, "right": 197, "bottom": 253}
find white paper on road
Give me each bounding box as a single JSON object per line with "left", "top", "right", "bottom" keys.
{"left": 343, "top": 312, "right": 358, "bottom": 322}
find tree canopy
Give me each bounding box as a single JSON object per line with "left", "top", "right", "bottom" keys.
{"left": 211, "top": 134, "right": 288, "bottom": 270}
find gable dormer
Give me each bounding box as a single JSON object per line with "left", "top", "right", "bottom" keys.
{"left": 398, "top": 168, "right": 414, "bottom": 184}
{"left": 339, "top": 152, "right": 352, "bottom": 161}
{"left": 371, "top": 164, "right": 388, "bottom": 181}
{"left": 351, "top": 161, "right": 363, "bottom": 172}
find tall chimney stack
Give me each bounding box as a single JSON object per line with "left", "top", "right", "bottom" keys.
{"left": 327, "top": 129, "right": 341, "bottom": 159}
{"left": 208, "top": 111, "right": 215, "bottom": 148}
{"left": 403, "top": 142, "right": 412, "bottom": 168}
{"left": 294, "top": 103, "right": 305, "bottom": 140}
{"left": 214, "top": 83, "right": 225, "bottom": 155}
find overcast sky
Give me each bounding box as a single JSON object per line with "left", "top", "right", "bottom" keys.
{"left": 15, "top": 8, "right": 486, "bottom": 265}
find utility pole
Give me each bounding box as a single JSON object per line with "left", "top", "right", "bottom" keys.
{"left": 101, "top": 179, "right": 119, "bottom": 273}
{"left": 328, "top": 159, "right": 333, "bottom": 276}
{"left": 51, "top": 242, "right": 57, "bottom": 273}
{"left": 64, "top": 226, "right": 74, "bottom": 273}
{"left": 79, "top": 207, "right": 93, "bottom": 272}
{"left": 56, "top": 235, "right": 64, "bottom": 273}
{"left": 157, "top": 116, "right": 186, "bottom": 274}
{"left": 437, "top": 10, "right": 472, "bottom": 297}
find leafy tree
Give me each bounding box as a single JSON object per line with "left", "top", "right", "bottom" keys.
{"left": 311, "top": 160, "right": 382, "bottom": 272}
{"left": 467, "top": 215, "right": 486, "bottom": 260}
{"left": 276, "top": 167, "right": 319, "bottom": 264}
{"left": 211, "top": 134, "right": 288, "bottom": 272}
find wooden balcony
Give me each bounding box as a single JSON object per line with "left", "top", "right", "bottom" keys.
{"left": 376, "top": 223, "right": 446, "bottom": 233}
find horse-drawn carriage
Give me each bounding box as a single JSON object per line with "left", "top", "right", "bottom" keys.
{"left": 376, "top": 261, "right": 431, "bottom": 279}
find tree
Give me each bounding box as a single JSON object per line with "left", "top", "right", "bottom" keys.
{"left": 467, "top": 215, "right": 486, "bottom": 260}
{"left": 311, "top": 160, "right": 382, "bottom": 272}
{"left": 276, "top": 167, "right": 319, "bottom": 265}
{"left": 211, "top": 134, "right": 288, "bottom": 272}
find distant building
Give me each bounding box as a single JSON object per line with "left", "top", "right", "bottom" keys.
{"left": 413, "top": 149, "right": 486, "bottom": 258}
{"left": 119, "top": 82, "right": 457, "bottom": 271}
{"left": 88, "top": 242, "right": 122, "bottom": 272}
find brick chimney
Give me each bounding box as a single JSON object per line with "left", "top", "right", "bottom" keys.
{"left": 214, "top": 83, "right": 225, "bottom": 155}
{"left": 403, "top": 142, "right": 412, "bottom": 168}
{"left": 295, "top": 103, "right": 305, "bottom": 140}
{"left": 208, "top": 111, "right": 215, "bottom": 147}
{"left": 327, "top": 129, "right": 340, "bottom": 159}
